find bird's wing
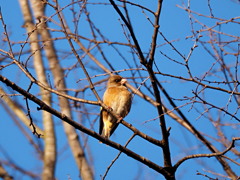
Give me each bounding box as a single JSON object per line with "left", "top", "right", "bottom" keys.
{"left": 101, "top": 87, "right": 120, "bottom": 137}
{"left": 109, "top": 120, "right": 119, "bottom": 137}
{"left": 106, "top": 87, "right": 132, "bottom": 136}
{"left": 99, "top": 107, "right": 104, "bottom": 135}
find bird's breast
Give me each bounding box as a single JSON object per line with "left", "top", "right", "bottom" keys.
{"left": 103, "top": 86, "right": 131, "bottom": 117}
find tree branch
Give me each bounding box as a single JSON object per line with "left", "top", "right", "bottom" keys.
{"left": 173, "top": 137, "right": 240, "bottom": 170}
{"left": 0, "top": 75, "right": 171, "bottom": 177}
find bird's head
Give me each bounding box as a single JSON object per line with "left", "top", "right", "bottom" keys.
{"left": 107, "top": 75, "right": 127, "bottom": 87}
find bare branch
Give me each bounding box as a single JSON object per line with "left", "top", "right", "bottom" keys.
{"left": 173, "top": 137, "right": 240, "bottom": 170}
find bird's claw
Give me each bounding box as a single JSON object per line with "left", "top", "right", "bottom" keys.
{"left": 107, "top": 106, "right": 113, "bottom": 111}
{"left": 117, "top": 116, "right": 123, "bottom": 123}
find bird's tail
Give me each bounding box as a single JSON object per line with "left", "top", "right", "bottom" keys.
{"left": 99, "top": 125, "right": 111, "bottom": 143}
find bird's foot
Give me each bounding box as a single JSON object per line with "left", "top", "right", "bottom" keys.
{"left": 117, "top": 116, "right": 123, "bottom": 123}
{"left": 107, "top": 106, "right": 113, "bottom": 112}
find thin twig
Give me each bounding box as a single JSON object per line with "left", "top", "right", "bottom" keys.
{"left": 173, "top": 137, "right": 240, "bottom": 170}
{"left": 102, "top": 134, "right": 136, "bottom": 179}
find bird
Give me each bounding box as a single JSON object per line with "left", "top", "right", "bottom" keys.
{"left": 99, "top": 75, "right": 132, "bottom": 139}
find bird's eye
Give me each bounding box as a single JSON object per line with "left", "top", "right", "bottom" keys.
{"left": 115, "top": 78, "right": 122, "bottom": 82}
{"left": 115, "top": 79, "right": 121, "bottom": 82}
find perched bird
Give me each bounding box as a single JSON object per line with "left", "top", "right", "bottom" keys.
{"left": 99, "top": 75, "right": 132, "bottom": 139}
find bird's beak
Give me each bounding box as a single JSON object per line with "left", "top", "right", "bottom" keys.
{"left": 121, "top": 78, "right": 127, "bottom": 85}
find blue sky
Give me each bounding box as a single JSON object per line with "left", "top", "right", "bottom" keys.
{"left": 0, "top": 0, "right": 240, "bottom": 180}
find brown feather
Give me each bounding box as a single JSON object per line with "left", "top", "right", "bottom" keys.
{"left": 99, "top": 75, "right": 132, "bottom": 139}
